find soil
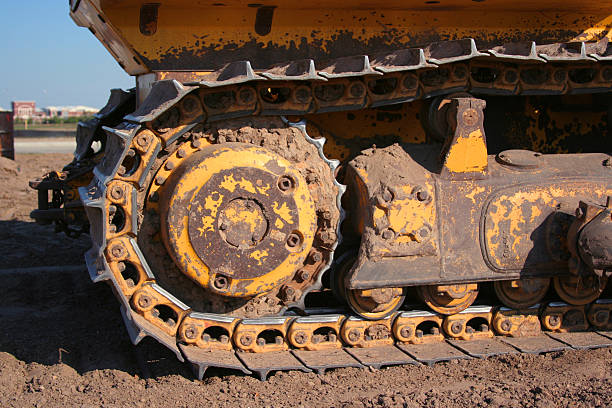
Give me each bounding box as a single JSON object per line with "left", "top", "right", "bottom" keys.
{"left": 1, "top": 153, "right": 611, "bottom": 407}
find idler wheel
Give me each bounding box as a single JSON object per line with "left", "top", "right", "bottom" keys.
{"left": 158, "top": 143, "right": 317, "bottom": 298}
{"left": 419, "top": 283, "right": 478, "bottom": 315}
{"left": 553, "top": 274, "right": 608, "bottom": 305}
{"left": 494, "top": 278, "right": 550, "bottom": 309}
{"left": 346, "top": 287, "right": 406, "bottom": 320}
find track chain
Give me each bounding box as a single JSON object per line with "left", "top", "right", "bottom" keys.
{"left": 77, "top": 37, "right": 612, "bottom": 379}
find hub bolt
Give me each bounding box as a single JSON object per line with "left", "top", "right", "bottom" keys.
{"left": 277, "top": 175, "right": 294, "bottom": 191}
{"left": 177, "top": 148, "right": 186, "bottom": 158}
{"left": 136, "top": 134, "right": 150, "bottom": 149}
{"left": 286, "top": 232, "right": 302, "bottom": 248}
{"left": 297, "top": 269, "right": 311, "bottom": 282}
{"left": 281, "top": 285, "right": 296, "bottom": 301}
{"left": 416, "top": 189, "right": 429, "bottom": 201}
{"left": 213, "top": 275, "right": 229, "bottom": 290}
{"left": 381, "top": 228, "right": 395, "bottom": 240}
{"left": 310, "top": 251, "right": 323, "bottom": 263}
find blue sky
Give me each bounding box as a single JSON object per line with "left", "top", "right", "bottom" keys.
{"left": 0, "top": 2, "right": 133, "bottom": 110}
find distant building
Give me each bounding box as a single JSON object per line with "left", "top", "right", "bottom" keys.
{"left": 44, "top": 105, "right": 98, "bottom": 118}
{"left": 9, "top": 101, "right": 98, "bottom": 122}
{"left": 12, "top": 101, "right": 37, "bottom": 119}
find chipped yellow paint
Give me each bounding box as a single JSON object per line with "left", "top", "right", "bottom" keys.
{"left": 219, "top": 174, "right": 257, "bottom": 194}
{"left": 250, "top": 249, "right": 269, "bottom": 266}
{"left": 256, "top": 183, "right": 271, "bottom": 195}
{"left": 275, "top": 218, "right": 284, "bottom": 229}
{"left": 95, "top": 0, "right": 612, "bottom": 75}
{"left": 444, "top": 129, "right": 488, "bottom": 174}
{"left": 273, "top": 201, "right": 294, "bottom": 225}
{"left": 465, "top": 185, "right": 485, "bottom": 204}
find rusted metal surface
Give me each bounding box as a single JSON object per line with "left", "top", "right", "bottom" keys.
{"left": 0, "top": 110, "right": 14, "bottom": 160}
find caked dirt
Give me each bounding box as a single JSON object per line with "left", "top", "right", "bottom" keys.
{"left": 0, "top": 153, "right": 611, "bottom": 407}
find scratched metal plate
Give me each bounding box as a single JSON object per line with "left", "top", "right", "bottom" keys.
{"left": 397, "top": 341, "right": 471, "bottom": 365}
{"left": 179, "top": 344, "right": 251, "bottom": 379}
{"left": 546, "top": 332, "right": 612, "bottom": 350}
{"left": 500, "top": 335, "right": 570, "bottom": 354}
{"left": 448, "top": 338, "right": 519, "bottom": 358}
{"left": 345, "top": 345, "right": 420, "bottom": 369}
{"left": 237, "top": 351, "right": 310, "bottom": 380}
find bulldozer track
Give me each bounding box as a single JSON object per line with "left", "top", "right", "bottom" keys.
{"left": 68, "top": 37, "right": 612, "bottom": 380}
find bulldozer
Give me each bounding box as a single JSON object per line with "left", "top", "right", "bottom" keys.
{"left": 30, "top": 0, "right": 612, "bottom": 379}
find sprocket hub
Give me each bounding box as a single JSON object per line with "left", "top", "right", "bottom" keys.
{"left": 159, "top": 142, "right": 317, "bottom": 298}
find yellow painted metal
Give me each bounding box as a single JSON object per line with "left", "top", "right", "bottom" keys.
{"left": 159, "top": 144, "right": 317, "bottom": 298}
{"left": 72, "top": 0, "right": 612, "bottom": 74}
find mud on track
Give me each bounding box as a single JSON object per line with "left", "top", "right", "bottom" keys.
{"left": 0, "top": 154, "right": 611, "bottom": 407}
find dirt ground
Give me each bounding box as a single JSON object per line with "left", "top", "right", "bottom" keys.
{"left": 1, "top": 153, "right": 611, "bottom": 407}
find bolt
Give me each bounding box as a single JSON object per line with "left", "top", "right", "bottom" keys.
{"left": 419, "top": 227, "right": 430, "bottom": 239}
{"left": 328, "top": 333, "right": 337, "bottom": 343}
{"left": 155, "top": 175, "right": 166, "bottom": 185}
{"left": 479, "top": 323, "right": 489, "bottom": 332}
{"left": 176, "top": 148, "right": 187, "bottom": 158}
{"left": 294, "top": 86, "right": 312, "bottom": 104}
{"left": 322, "top": 210, "right": 332, "bottom": 221}
{"left": 136, "top": 134, "right": 150, "bottom": 149}
{"left": 110, "top": 185, "right": 124, "bottom": 201}
{"left": 109, "top": 225, "right": 117, "bottom": 233}
{"left": 257, "top": 338, "right": 265, "bottom": 347}
{"left": 108, "top": 205, "right": 117, "bottom": 215}
{"left": 117, "top": 166, "right": 126, "bottom": 176}
{"left": 117, "top": 262, "right": 126, "bottom": 272}
{"left": 213, "top": 275, "right": 229, "bottom": 290}
{"left": 137, "top": 294, "right": 152, "bottom": 309}
{"left": 281, "top": 285, "right": 296, "bottom": 301}
{"left": 348, "top": 329, "right": 361, "bottom": 342}
{"left": 192, "top": 139, "right": 202, "bottom": 149}
{"left": 504, "top": 69, "right": 518, "bottom": 84}
{"left": 431, "top": 327, "right": 440, "bottom": 335}
{"left": 595, "top": 311, "right": 608, "bottom": 324}
{"left": 349, "top": 82, "right": 365, "bottom": 98}
{"left": 548, "top": 315, "right": 560, "bottom": 327}
{"left": 220, "top": 335, "right": 229, "bottom": 344}
{"left": 181, "top": 95, "right": 199, "bottom": 113}
{"left": 462, "top": 108, "right": 478, "bottom": 127}
{"left": 238, "top": 88, "right": 255, "bottom": 105}
{"left": 402, "top": 73, "right": 417, "bottom": 90}
{"left": 278, "top": 175, "right": 294, "bottom": 191}
{"left": 297, "top": 269, "right": 311, "bottom": 282}
{"left": 165, "top": 161, "right": 175, "bottom": 171}
{"left": 466, "top": 326, "right": 475, "bottom": 334}
{"left": 294, "top": 331, "right": 308, "bottom": 345}
{"left": 501, "top": 320, "right": 512, "bottom": 332}
{"left": 450, "top": 321, "right": 463, "bottom": 335}
{"left": 110, "top": 243, "right": 126, "bottom": 259}
{"left": 245, "top": 304, "right": 255, "bottom": 313}
{"left": 183, "top": 326, "right": 197, "bottom": 340}
{"left": 416, "top": 330, "right": 424, "bottom": 338}
{"left": 416, "top": 189, "right": 429, "bottom": 201}
{"left": 202, "top": 333, "right": 211, "bottom": 342}
{"left": 286, "top": 232, "right": 302, "bottom": 248}
{"left": 554, "top": 69, "right": 567, "bottom": 83}
{"left": 310, "top": 251, "right": 323, "bottom": 263}
{"left": 275, "top": 336, "right": 284, "bottom": 345}
{"left": 381, "top": 228, "right": 395, "bottom": 240}
{"left": 453, "top": 65, "right": 467, "bottom": 79}
{"left": 400, "top": 326, "right": 413, "bottom": 339}
{"left": 240, "top": 334, "right": 253, "bottom": 347}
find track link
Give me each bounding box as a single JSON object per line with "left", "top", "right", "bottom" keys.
{"left": 76, "top": 37, "right": 612, "bottom": 380}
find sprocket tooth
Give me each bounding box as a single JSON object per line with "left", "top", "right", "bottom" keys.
{"left": 125, "top": 80, "right": 197, "bottom": 123}
{"left": 94, "top": 123, "right": 140, "bottom": 185}
{"left": 423, "top": 38, "right": 486, "bottom": 65}
{"left": 188, "top": 61, "right": 263, "bottom": 88}
{"left": 179, "top": 344, "right": 251, "bottom": 379}
{"left": 74, "top": 119, "right": 99, "bottom": 161}
{"left": 120, "top": 304, "right": 185, "bottom": 363}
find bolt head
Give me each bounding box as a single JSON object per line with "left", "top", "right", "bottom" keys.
{"left": 348, "top": 329, "right": 361, "bottom": 342}
{"left": 400, "top": 326, "right": 413, "bottom": 339}
{"left": 137, "top": 294, "right": 152, "bottom": 309}
{"left": 450, "top": 321, "right": 463, "bottom": 335}
{"left": 183, "top": 325, "right": 197, "bottom": 340}
{"left": 240, "top": 334, "right": 253, "bottom": 346}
